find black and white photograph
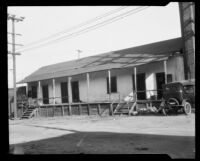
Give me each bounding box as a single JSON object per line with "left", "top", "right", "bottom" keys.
{"left": 7, "top": 2, "right": 195, "bottom": 158}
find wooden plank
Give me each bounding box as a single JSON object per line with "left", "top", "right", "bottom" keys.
{"left": 164, "top": 60, "right": 167, "bottom": 83}
{"left": 108, "top": 70, "right": 111, "bottom": 101}
{"left": 69, "top": 105, "right": 72, "bottom": 115}
{"left": 88, "top": 104, "right": 90, "bottom": 115}
{"left": 53, "top": 106, "right": 55, "bottom": 117}
{"left": 97, "top": 104, "right": 101, "bottom": 116}
{"left": 61, "top": 106, "right": 64, "bottom": 116}
{"left": 79, "top": 104, "right": 82, "bottom": 115}
{"left": 46, "top": 106, "right": 48, "bottom": 117}
{"left": 110, "top": 103, "right": 113, "bottom": 116}
{"left": 53, "top": 79, "right": 56, "bottom": 104}
{"left": 68, "top": 77, "right": 72, "bottom": 103}
{"left": 86, "top": 73, "right": 90, "bottom": 102}
{"left": 134, "top": 67, "right": 137, "bottom": 101}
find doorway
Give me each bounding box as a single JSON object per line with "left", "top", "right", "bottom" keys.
{"left": 61, "top": 82, "right": 68, "bottom": 103}
{"left": 71, "top": 81, "right": 80, "bottom": 102}
{"left": 42, "top": 85, "right": 49, "bottom": 104}
{"left": 156, "top": 72, "right": 165, "bottom": 99}
{"left": 132, "top": 73, "right": 146, "bottom": 100}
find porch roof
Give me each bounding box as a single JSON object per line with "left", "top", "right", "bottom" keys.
{"left": 18, "top": 37, "right": 183, "bottom": 83}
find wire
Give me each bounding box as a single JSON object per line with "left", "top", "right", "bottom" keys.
{"left": 16, "top": 6, "right": 128, "bottom": 51}
{"left": 17, "top": 6, "right": 149, "bottom": 53}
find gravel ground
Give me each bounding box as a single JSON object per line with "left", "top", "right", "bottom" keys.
{"left": 9, "top": 114, "right": 195, "bottom": 158}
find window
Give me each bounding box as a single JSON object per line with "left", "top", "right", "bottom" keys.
{"left": 107, "top": 76, "right": 117, "bottom": 93}
{"left": 31, "top": 86, "right": 37, "bottom": 98}
{"left": 167, "top": 74, "right": 173, "bottom": 83}
{"left": 184, "top": 85, "right": 194, "bottom": 94}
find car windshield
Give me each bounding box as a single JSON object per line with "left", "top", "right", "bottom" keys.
{"left": 183, "top": 85, "right": 194, "bottom": 94}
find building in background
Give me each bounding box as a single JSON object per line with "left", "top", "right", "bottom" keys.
{"left": 179, "top": 2, "right": 195, "bottom": 80}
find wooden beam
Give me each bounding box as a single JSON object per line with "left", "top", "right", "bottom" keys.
{"left": 69, "top": 105, "right": 72, "bottom": 115}
{"left": 79, "top": 104, "right": 82, "bottom": 115}
{"left": 108, "top": 70, "right": 111, "bottom": 101}
{"left": 26, "top": 83, "right": 28, "bottom": 97}
{"left": 97, "top": 104, "right": 101, "bottom": 116}
{"left": 88, "top": 104, "right": 90, "bottom": 115}
{"left": 164, "top": 60, "right": 167, "bottom": 84}
{"left": 68, "top": 77, "right": 72, "bottom": 116}
{"left": 134, "top": 67, "right": 137, "bottom": 101}
{"left": 86, "top": 73, "right": 90, "bottom": 102}
{"left": 46, "top": 106, "right": 48, "bottom": 117}
{"left": 61, "top": 106, "right": 64, "bottom": 116}
{"left": 67, "top": 77, "right": 72, "bottom": 103}
{"left": 53, "top": 79, "right": 56, "bottom": 104}
{"left": 38, "top": 81, "right": 41, "bottom": 106}
{"left": 110, "top": 103, "right": 113, "bottom": 116}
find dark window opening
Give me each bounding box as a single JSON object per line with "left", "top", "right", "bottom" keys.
{"left": 42, "top": 85, "right": 49, "bottom": 104}
{"left": 61, "top": 82, "right": 68, "bottom": 103}
{"left": 31, "top": 86, "right": 37, "bottom": 99}
{"left": 107, "top": 76, "right": 117, "bottom": 94}
{"left": 132, "top": 73, "right": 146, "bottom": 100}
{"left": 71, "top": 81, "right": 80, "bottom": 102}
{"left": 167, "top": 74, "right": 173, "bottom": 83}
{"left": 156, "top": 72, "right": 165, "bottom": 99}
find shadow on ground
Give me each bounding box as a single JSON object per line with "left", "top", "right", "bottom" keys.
{"left": 9, "top": 125, "right": 195, "bottom": 158}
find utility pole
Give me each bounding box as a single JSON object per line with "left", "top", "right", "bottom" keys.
{"left": 7, "top": 14, "right": 24, "bottom": 119}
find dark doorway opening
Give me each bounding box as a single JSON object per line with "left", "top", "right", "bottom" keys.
{"left": 156, "top": 72, "right": 165, "bottom": 99}
{"left": 61, "top": 82, "right": 68, "bottom": 103}
{"left": 132, "top": 73, "right": 146, "bottom": 100}
{"left": 71, "top": 81, "right": 80, "bottom": 102}
{"left": 42, "top": 85, "right": 49, "bottom": 104}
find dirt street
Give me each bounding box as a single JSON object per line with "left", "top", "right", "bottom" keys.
{"left": 9, "top": 114, "right": 195, "bottom": 158}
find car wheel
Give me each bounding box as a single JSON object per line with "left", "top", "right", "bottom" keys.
{"left": 183, "top": 101, "right": 192, "bottom": 115}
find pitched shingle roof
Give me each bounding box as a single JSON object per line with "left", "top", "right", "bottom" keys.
{"left": 18, "top": 37, "right": 183, "bottom": 83}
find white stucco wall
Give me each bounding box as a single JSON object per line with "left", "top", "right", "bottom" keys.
{"left": 28, "top": 55, "right": 185, "bottom": 103}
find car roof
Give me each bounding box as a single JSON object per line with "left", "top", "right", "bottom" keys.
{"left": 164, "top": 79, "right": 195, "bottom": 86}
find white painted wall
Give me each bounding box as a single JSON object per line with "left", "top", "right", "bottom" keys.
{"left": 28, "top": 56, "right": 185, "bottom": 103}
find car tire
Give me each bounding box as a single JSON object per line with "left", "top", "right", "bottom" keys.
{"left": 183, "top": 101, "right": 192, "bottom": 115}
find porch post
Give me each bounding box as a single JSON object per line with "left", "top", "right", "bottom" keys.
{"left": 52, "top": 79, "right": 56, "bottom": 104}
{"left": 38, "top": 81, "right": 41, "bottom": 116}
{"left": 86, "top": 73, "right": 90, "bottom": 103}
{"left": 68, "top": 76, "right": 72, "bottom": 115}
{"left": 38, "top": 81, "right": 41, "bottom": 104}
{"left": 52, "top": 78, "right": 55, "bottom": 117}
{"left": 164, "top": 60, "right": 167, "bottom": 84}
{"left": 26, "top": 83, "right": 28, "bottom": 97}
{"left": 134, "top": 67, "right": 137, "bottom": 101}
{"left": 108, "top": 69, "right": 113, "bottom": 115}
{"left": 108, "top": 70, "right": 111, "bottom": 101}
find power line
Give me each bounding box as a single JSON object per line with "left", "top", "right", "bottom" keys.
{"left": 17, "top": 6, "right": 149, "bottom": 53}
{"left": 16, "top": 6, "right": 128, "bottom": 51}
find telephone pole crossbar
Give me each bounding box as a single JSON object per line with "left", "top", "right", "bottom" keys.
{"left": 7, "top": 13, "right": 24, "bottom": 119}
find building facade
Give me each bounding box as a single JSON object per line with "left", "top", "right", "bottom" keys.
{"left": 19, "top": 37, "right": 185, "bottom": 105}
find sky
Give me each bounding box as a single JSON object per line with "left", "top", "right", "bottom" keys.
{"left": 7, "top": 3, "right": 181, "bottom": 88}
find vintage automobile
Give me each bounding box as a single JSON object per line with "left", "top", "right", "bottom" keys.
{"left": 160, "top": 79, "right": 195, "bottom": 115}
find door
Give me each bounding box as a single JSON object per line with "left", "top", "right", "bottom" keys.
{"left": 42, "top": 85, "right": 49, "bottom": 104}
{"left": 61, "top": 82, "right": 68, "bottom": 103}
{"left": 156, "top": 72, "right": 165, "bottom": 99}
{"left": 132, "top": 73, "right": 146, "bottom": 100}
{"left": 71, "top": 81, "right": 80, "bottom": 102}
